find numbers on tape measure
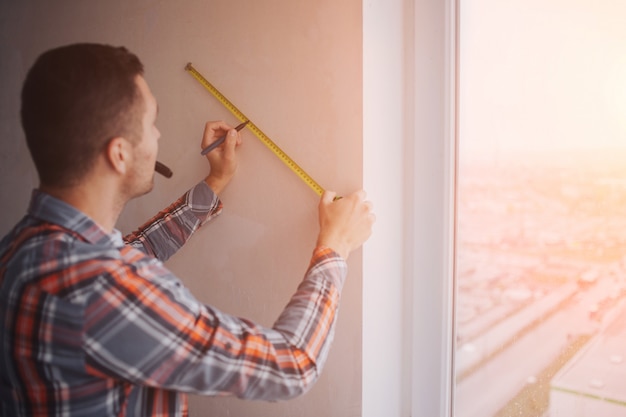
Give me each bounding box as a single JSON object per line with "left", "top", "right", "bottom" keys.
{"left": 185, "top": 63, "right": 325, "bottom": 197}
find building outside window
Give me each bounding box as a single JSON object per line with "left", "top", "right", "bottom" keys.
{"left": 454, "top": 1, "right": 626, "bottom": 416}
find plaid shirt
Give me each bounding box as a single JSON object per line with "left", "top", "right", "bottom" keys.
{"left": 0, "top": 181, "right": 347, "bottom": 416}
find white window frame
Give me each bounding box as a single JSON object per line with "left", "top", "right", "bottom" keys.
{"left": 363, "top": 0, "right": 457, "bottom": 415}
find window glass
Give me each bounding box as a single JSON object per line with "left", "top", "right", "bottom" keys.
{"left": 455, "top": 1, "right": 626, "bottom": 416}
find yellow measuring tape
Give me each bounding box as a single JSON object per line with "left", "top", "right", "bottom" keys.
{"left": 185, "top": 63, "right": 325, "bottom": 197}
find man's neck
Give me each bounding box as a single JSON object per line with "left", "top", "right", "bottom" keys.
{"left": 40, "top": 181, "right": 125, "bottom": 234}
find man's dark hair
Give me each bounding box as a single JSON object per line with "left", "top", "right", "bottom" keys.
{"left": 21, "top": 43, "right": 145, "bottom": 188}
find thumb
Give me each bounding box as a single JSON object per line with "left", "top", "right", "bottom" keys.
{"left": 321, "top": 190, "right": 337, "bottom": 204}
{"left": 223, "top": 129, "right": 239, "bottom": 156}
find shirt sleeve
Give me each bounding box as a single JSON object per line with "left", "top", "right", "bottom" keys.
{"left": 82, "top": 246, "right": 348, "bottom": 400}
{"left": 123, "top": 181, "right": 222, "bottom": 261}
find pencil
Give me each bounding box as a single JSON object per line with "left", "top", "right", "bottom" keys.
{"left": 155, "top": 160, "right": 173, "bottom": 178}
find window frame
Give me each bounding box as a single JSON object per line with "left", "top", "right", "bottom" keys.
{"left": 363, "top": 0, "right": 458, "bottom": 415}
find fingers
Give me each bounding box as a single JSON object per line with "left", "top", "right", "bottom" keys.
{"left": 361, "top": 199, "right": 375, "bottom": 224}
{"left": 201, "top": 121, "right": 243, "bottom": 195}
{"left": 226, "top": 127, "right": 243, "bottom": 147}
{"left": 354, "top": 189, "right": 366, "bottom": 201}
{"left": 200, "top": 120, "right": 233, "bottom": 150}
{"left": 355, "top": 191, "right": 375, "bottom": 232}
{"left": 366, "top": 202, "right": 376, "bottom": 223}
{"left": 316, "top": 188, "right": 375, "bottom": 259}
{"left": 345, "top": 190, "right": 374, "bottom": 220}
{"left": 207, "top": 120, "right": 232, "bottom": 133}
{"left": 217, "top": 129, "right": 241, "bottom": 164}
{"left": 321, "top": 190, "right": 338, "bottom": 204}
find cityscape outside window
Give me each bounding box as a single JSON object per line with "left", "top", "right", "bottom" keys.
{"left": 454, "top": 1, "right": 626, "bottom": 416}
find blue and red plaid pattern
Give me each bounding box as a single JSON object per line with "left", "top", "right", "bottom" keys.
{"left": 0, "top": 181, "right": 347, "bottom": 416}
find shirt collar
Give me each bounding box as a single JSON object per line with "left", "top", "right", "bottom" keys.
{"left": 27, "top": 189, "right": 125, "bottom": 248}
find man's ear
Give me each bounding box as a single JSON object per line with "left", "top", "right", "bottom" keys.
{"left": 105, "top": 137, "right": 131, "bottom": 175}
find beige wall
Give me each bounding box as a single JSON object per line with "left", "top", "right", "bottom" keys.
{"left": 0, "top": 1, "right": 363, "bottom": 416}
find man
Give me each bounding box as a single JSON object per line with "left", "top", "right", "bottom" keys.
{"left": 0, "top": 43, "right": 374, "bottom": 416}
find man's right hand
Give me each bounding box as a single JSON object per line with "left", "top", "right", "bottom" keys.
{"left": 315, "top": 190, "right": 375, "bottom": 260}
{"left": 202, "top": 120, "right": 243, "bottom": 195}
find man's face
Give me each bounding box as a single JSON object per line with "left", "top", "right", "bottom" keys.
{"left": 125, "top": 75, "right": 160, "bottom": 199}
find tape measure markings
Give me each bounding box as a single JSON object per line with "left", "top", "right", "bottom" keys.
{"left": 185, "top": 63, "right": 325, "bottom": 197}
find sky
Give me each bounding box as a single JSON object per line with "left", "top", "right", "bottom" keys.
{"left": 459, "top": 0, "right": 626, "bottom": 158}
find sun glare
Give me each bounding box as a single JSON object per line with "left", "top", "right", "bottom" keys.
{"left": 604, "top": 56, "right": 626, "bottom": 138}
